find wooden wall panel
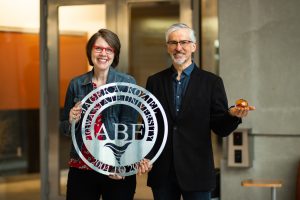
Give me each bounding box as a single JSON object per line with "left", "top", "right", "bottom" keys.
{"left": 0, "top": 31, "right": 39, "bottom": 110}
{"left": 59, "top": 34, "right": 88, "bottom": 107}
{"left": 0, "top": 31, "right": 88, "bottom": 110}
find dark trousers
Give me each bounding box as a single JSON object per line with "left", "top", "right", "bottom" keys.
{"left": 66, "top": 167, "right": 136, "bottom": 200}
{"left": 152, "top": 186, "right": 211, "bottom": 200}
{"left": 151, "top": 168, "right": 211, "bottom": 200}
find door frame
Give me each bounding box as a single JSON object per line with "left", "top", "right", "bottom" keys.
{"left": 39, "top": 1, "right": 117, "bottom": 199}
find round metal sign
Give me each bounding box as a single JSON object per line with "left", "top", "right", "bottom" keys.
{"left": 71, "top": 82, "right": 168, "bottom": 176}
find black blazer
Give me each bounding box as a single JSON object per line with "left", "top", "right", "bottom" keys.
{"left": 146, "top": 65, "right": 241, "bottom": 191}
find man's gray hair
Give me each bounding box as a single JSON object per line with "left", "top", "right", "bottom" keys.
{"left": 165, "top": 23, "right": 196, "bottom": 43}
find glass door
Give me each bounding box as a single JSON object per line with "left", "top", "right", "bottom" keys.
{"left": 40, "top": 1, "right": 116, "bottom": 199}
{"left": 41, "top": 0, "right": 194, "bottom": 199}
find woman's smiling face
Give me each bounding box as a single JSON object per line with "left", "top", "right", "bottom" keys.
{"left": 91, "top": 37, "right": 115, "bottom": 71}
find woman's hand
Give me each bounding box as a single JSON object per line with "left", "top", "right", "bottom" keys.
{"left": 69, "top": 102, "right": 82, "bottom": 124}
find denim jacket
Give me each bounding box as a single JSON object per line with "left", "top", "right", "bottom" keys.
{"left": 60, "top": 67, "right": 138, "bottom": 160}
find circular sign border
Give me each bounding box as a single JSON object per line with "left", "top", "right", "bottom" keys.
{"left": 71, "top": 82, "right": 168, "bottom": 176}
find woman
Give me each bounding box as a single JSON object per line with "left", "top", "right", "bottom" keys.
{"left": 60, "top": 29, "right": 147, "bottom": 200}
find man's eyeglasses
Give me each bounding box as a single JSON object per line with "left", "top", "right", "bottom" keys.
{"left": 166, "top": 40, "right": 193, "bottom": 48}
{"left": 93, "top": 45, "right": 114, "bottom": 55}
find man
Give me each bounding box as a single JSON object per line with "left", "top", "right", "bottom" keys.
{"left": 145, "top": 23, "right": 255, "bottom": 200}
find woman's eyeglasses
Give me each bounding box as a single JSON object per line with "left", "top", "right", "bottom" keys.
{"left": 93, "top": 45, "right": 114, "bottom": 55}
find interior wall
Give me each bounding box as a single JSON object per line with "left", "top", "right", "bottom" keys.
{"left": 0, "top": 1, "right": 99, "bottom": 175}
{"left": 58, "top": 5, "right": 106, "bottom": 38}
{"left": 218, "top": 0, "right": 300, "bottom": 199}
{"left": 0, "top": 0, "right": 39, "bottom": 29}
{"left": 0, "top": 1, "right": 105, "bottom": 37}
{"left": 0, "top": 31, "right": 87, "bottom": 110}
{"left": 129, "top": 2, "right": 179, "bottom": 87}
{"left": 0, "top": 30, "right": 87, "bottom": 174}
{"left": 219, "top": 0, "right": 300, "bottom": 135}
{"left": 201, "top": 0, "right": 219, "bottom": 74}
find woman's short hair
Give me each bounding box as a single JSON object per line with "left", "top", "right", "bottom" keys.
{"left": 86, "top": 29, "right": 121, "bottom": 68}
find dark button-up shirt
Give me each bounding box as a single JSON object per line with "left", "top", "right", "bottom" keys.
{"left": 172, "top": 62, "right": 195, "bottom": 115}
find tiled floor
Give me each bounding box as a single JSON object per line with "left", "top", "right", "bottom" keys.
{"left": 0, "top": 172, "right": 153, "bottom": 200}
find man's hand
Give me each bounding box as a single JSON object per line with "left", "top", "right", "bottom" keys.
{"left": 229, "top": 105, "right": 255, "bottom": 118}
{"left": 108, "top": 174, "right": 125, "bottom": 180}
{"left": 137, "top": 159, "right": 153, "bottom": 175}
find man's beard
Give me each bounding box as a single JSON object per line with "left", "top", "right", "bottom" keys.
{"left": 171, "top": 53, "right": 186, "bottom": 65}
